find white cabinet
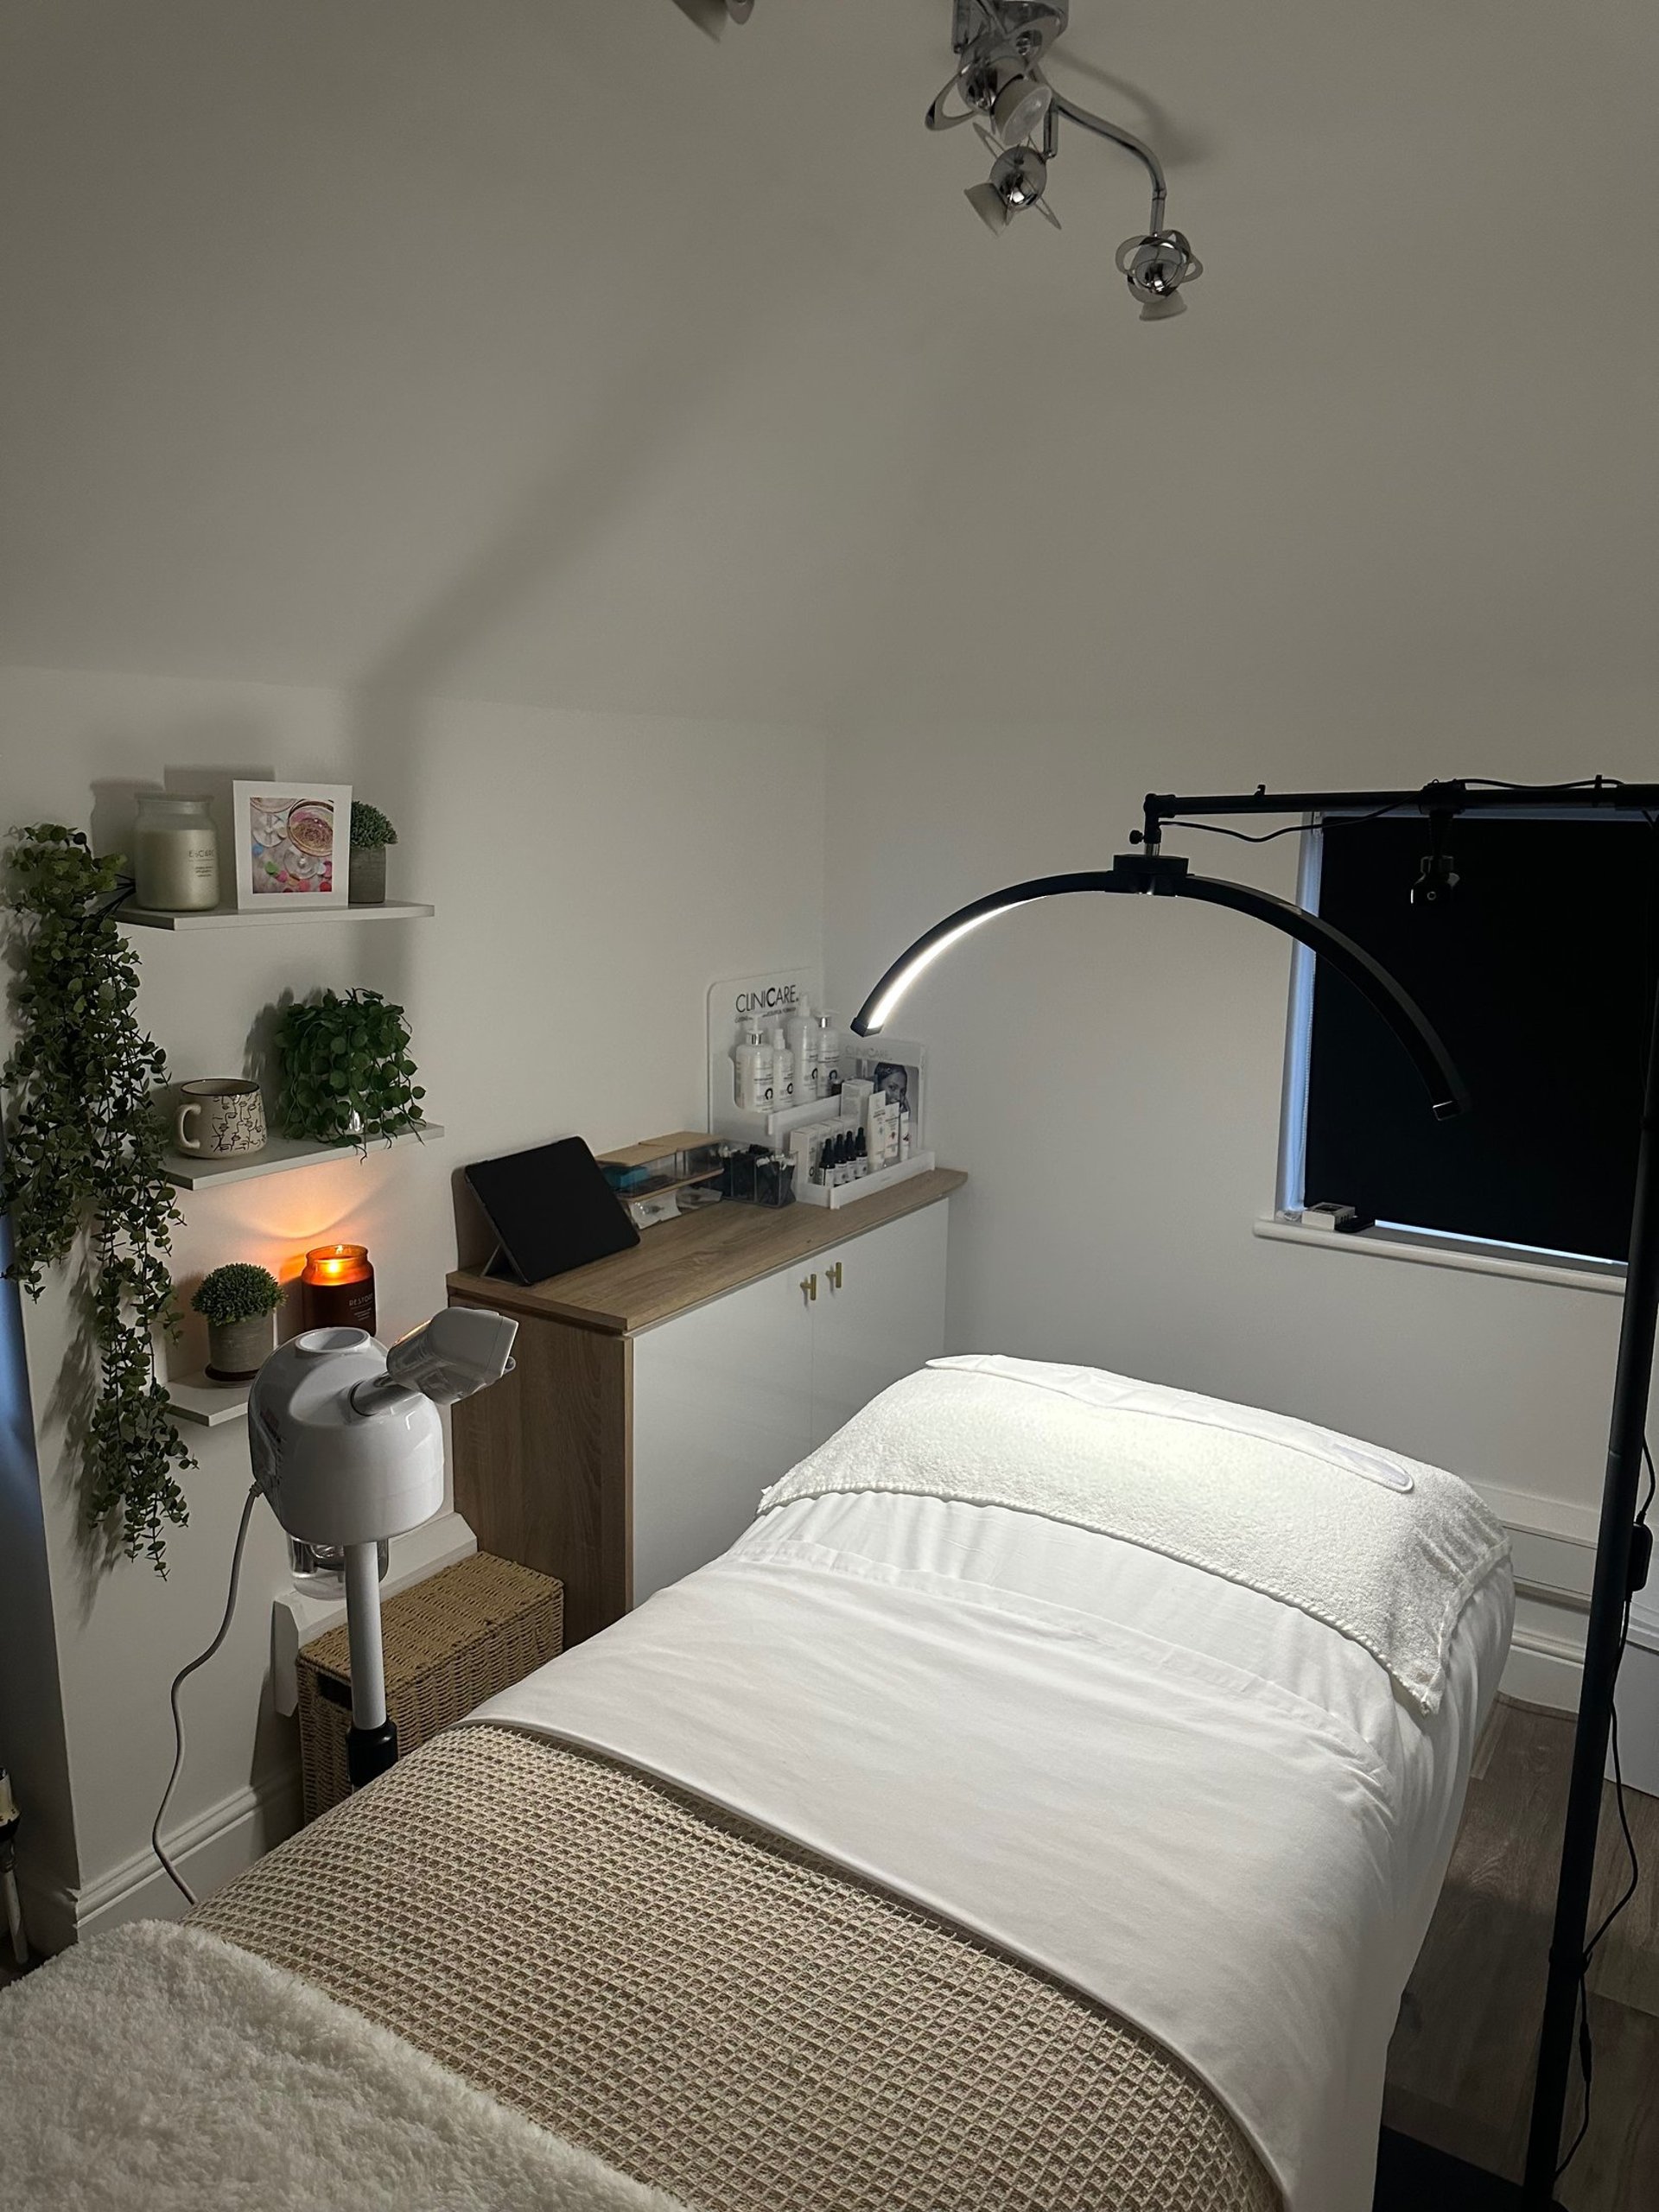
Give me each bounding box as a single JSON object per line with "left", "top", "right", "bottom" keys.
{"left": 630, "top": 1264, "right": 814, "bottom": 1607}
{"left": 808, "top": 1201, "right": 950, "bottom": 1449}
{"left": 631, "top": 1201, "right": 950, "bottom": 1605}
{"left": 452, "top": 1173, "right": 960, "bottom": 1646}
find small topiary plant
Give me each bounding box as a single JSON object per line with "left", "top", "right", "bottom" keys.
{"left": 349, "top": 802, "right": 397, "bottom": 851}
{"left": 191, "top": 1262, "right": 283, "bottom": 1326}
{"left": 276, "top": 987, "right": 426, "bottom": 1146}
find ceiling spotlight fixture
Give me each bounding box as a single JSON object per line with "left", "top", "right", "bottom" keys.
{"left": 1116, "top": 227, "right": 1203, "bottom": 318}
{"left": 965, "top": 145, "right": 1060, "bottom": 234}
{"left": 926, "top": 3, "right": 1065, "bottom": 137}
{"left": 671, "top": 0, "right": 753, "bottom": 37}
{"left": 988, "top": 67, "right": 1052, "bottom": 148}
{"left": 930, "top": 0, "right": 1201, "bottom": 321}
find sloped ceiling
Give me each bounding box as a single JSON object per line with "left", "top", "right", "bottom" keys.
{"left": 2, "top": 0, "right": 1654, "bottom": 726}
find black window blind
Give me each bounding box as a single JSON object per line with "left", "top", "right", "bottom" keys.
{"left": 1303, "top": 817, "right": 1659, "bottom": 1262}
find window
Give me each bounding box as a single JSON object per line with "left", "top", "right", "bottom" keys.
{"left": 1293, "top": 815, "right": 1659, "bottom": 1264}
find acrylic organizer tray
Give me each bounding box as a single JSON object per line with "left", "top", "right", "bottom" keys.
{"left": 796, "top": 1150, "right": 938, "bottom": 1210}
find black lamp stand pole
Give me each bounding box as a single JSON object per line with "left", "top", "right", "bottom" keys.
{"left": 1520, "top": 979, "right": 1659, "bottom": 2201}
{"left": 853, "top": 777, "right": 1659, "bottom": 2205}
{"left": 1136, "top": 782, "right": 1659, "bottom": 2207}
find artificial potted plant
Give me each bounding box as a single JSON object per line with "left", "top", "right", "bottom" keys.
{"left": 193, "top": 1262, "right": 284, "bottom": 1380}
{"left": 347, "top": 802, "right": 397, "bottom": 906}
{"left": 276, "top": 986, "right": 426, "bottom": 1146}
{"left": 2, "top": 823, "right": 194, "bottom": 1572}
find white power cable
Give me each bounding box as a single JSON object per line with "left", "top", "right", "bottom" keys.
{"left": 151, "top": 1482, "right": 261, "bottom": 1909}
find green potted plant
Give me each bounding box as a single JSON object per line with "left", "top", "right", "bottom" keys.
{"left": 192, "top": 1262, "right": 284, "bottom": 1381}
{"left": 2, "top": 823, "right": 194, "bottom": 1571}
{"left": 348, "top": 802, "right": 397, "bottom": 907}
{"left": 276, "top": 987, "right": 426, "bottom": 1146}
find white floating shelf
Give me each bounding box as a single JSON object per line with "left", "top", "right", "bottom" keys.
{"left": 164, "top": 1122, "right": 443, "bottom": 1189}
{"left": 165, "top": 1370, "right": 254, "bottom": 1427}
{"left": 120, "top": 900, "right": 435, "bottom": 931}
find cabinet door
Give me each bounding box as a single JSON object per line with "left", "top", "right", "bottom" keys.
{"left": 810, "top": 1200, "right": 950, "bottom": 1449}
{"left": 630, "top": 1263, "right": 815, "bottom": 1606}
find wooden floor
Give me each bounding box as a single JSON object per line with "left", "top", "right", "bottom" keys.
{"left": 1386, "top": 1696, "right": 1659, "bottom": 2210}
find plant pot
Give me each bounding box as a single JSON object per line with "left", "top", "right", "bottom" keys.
{"left": 348, "top": 844, "right": 387, "bottom": 906}
{"left": 206, "top": 1312, "right": 276, "bottom": 1382}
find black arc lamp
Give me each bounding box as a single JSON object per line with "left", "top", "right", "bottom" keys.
{"left": 851, "top": 776, "right": 1659, "bottom": 2212}
{"left": 850, "top": 850, "right": 1469, "bottom": 1119}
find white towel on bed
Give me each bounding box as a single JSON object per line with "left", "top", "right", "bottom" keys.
{"left": 758, "top": 1355, "right": 1509, "bottom": 1713}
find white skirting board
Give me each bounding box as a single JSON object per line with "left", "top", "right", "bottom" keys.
{"left": 34, "top": 1765, "right": 305, "bottom": 1951}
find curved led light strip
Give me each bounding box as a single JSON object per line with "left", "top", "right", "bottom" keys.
{"left": 849, "top": 858, "right": 1469, "bottom": 1121}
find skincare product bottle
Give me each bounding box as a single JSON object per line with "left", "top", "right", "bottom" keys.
{"left": 899, "top": 1109, "right": 912, "bottom": 1161}
{"left": 855, "top": 1127, "right": 868, "bottom": 1178}
{"left": 817, "top": 1014, "right": 842, "bottom": 1097}
{"left": 733, "top": 1020, "right": 765, "bottom": 1113}
{"left": 770, "top": 1027, "right": 795, "bottom": 1109}
{"left": 785, "top": 1007, "right": 816, "bottom": 1103}
{"left": 878, "top": 1100, "right": 896, "bottom": 1169}
{"left": 754, "top": 1030, "right": 775, "bottom": 1112}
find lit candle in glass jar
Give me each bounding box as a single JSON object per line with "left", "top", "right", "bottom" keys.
{"left": 300, "top": 1243, "right": 376, "bottom": 1334}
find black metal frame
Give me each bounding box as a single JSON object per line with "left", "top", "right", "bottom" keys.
{"left": 851, "top": 777, "right": 1659, "bottom": 2209}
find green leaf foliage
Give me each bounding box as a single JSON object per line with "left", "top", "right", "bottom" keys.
{"left": 276, "top": 987, "right": 426, "bottom": 1147}
{"left": 1, "top": 823, "right": 193, "bottom": 1572}
{"left": 191, "top": 1262, "right": 284, "bottom": 1325}
{"left": 348, "top": 801, "right": 397, "bottom": 850}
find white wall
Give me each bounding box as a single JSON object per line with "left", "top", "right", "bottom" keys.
{"left": 823, "top": 702, "right": 1647, "bottom": 1540}
{"left": 0, "top": 667, "right": 822, "bottom": 1939}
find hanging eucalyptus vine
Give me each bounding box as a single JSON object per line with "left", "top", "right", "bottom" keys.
{"left": 2, "top": 823, "right": 193, "bottom": 1571}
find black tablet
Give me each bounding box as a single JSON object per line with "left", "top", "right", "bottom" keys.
{"left": 463, "top": 1137, "right": 639, "bottom": 1285}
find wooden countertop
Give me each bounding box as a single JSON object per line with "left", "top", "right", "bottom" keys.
{"left": 448, "top": 1166, "right": 966, "bottom": 1336}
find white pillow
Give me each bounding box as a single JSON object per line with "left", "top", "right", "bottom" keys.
{"left": 760, "top": 1355, "right": 1511, "bottom": 1712}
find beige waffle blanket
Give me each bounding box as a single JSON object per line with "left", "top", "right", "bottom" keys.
{"left": 198, "top": 1726, "right": 1277, "bottom": 2212}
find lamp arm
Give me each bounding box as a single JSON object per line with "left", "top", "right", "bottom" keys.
{"left": 849, "top": 860, "right": 1468, "bottom": 1121}
{"left": 1174, "top": 873, "right": 1469, "bottom": 1119}
{"left": 1047, "top": 91, "right": 1166, "bottom": 233}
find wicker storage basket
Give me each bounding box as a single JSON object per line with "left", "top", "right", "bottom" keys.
{"left": 296, "top": 1552, "right": 563, "bottom": 1822}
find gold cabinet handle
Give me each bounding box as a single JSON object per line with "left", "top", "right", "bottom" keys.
{"left": 801, "top": 1273, "right": 817, "bottom": 1303}
{"left": 827, "top": 1261, "right": 843, "bottom": 1291}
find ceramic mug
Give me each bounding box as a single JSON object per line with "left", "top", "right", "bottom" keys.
{"left": 175, "top": 1078, "right": 267, "bottom": 1158}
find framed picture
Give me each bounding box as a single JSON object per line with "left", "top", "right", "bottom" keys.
{"left": 231, "top": 782, "right": 352, "bottom": 910}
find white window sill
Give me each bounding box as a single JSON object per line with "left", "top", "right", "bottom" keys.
{"left": 1253, "top": 1214, "right": 1625, "bottom": 1296}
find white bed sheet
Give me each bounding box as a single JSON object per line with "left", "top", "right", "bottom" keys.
{"left": 474, "top": 1491, "right": 1511, "bottom": 2212}
{"left": 752, "top": 1488, "right": 1512, "bottom": 1904}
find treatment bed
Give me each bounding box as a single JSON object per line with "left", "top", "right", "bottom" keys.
{"left": 0, "top": 1357, "right": 1512, "bottom": 2212}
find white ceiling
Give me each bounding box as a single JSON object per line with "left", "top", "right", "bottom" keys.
{"left": 3, "top": 0, "right": 1654, "bottom": 727}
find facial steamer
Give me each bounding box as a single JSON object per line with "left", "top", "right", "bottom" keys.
{"left": 249, "top": 1307, "right": 518, "bottom": 1785}
{"left": 153, "top": 1306, "right": 518, "bottom": 1904}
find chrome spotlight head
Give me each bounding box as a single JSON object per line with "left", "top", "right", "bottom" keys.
{"left": 988, "top": 67, "right": 1052, "bottom": 147}
{"left": 965, "top": 146, "right": 1056, "bottom": 233}
{"left": 1116, "top": 228, "right": 1202, "bottom": 318}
